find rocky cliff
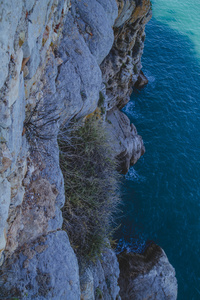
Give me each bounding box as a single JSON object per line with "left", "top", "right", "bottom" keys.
{"left": 0, "top": 0, "right": 177, "bottom": 299}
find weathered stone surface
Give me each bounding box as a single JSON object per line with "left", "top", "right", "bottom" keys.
{"left": 6, "top": 177, "right": 57, "bottom": 254}
{"left": 80, "top": 267, "right": 95, "bottom": 300}
{"left": 106, "top": 108, "right": 145, "bottom": 174}
{"left": 1, "top": 231, "right": 80, "bottom": 299}
{"left": 7, "top": 49, "right": 23, "bottom": 107}
{"left": 0, "top": 0, "right": 23, "bottom": 89}
{"left": 0, "top": 179, "right": 11, "bottom": 259}
{"left": 71, "top": 0, "right": 118, "bottom": 64}
{"left": 56, "top": 13, "right": 102, "bottom": 121}
{"left": 25, "top": 0, "right": 36, "bottom": 12}
{"left": 118, "top": 244, "right": 178, "bottom": 300}
{"left": 8, "top": 74, "right": 26, "bottom": 165}
{"left": 80, "top": 247, "right": 120, "bottom": 300}
{"left": 0, "top": 143, "right": 12, "bottom": 174}
{"left": 27, "top": 0, "right": 53, "bottom": 55}
{"left": 96, "top": 0, "right": 119, "bottom": 26}
{"left": 134, "top": 69, "right": 148, "bottom": 88}
{"left": 114, "top": 0, "right": 136, "bottom": 27}
{"left": 99, "top": 247, "right": 121, "bottom": 299}
{"left": 101, "top": 0, "right": 152, "bottom": 109}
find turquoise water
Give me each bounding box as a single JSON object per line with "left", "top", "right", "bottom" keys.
{"left": 119, "top": 2, "right": 200, "bottom": 299}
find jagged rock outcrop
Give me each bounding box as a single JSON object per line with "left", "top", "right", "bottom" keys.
{"left": 99, "top": 0, "right": 152, "bottom": 171}
{"left": 118, "top": 244, "right": 178, "bottom": 299}
{"left": 107, "top": 108, "right": 145, "bottom": 174}
{"left": 0, "top": 0, "right": 177, "bottom": 299}
{"left": 101, "top": 0, "right": 152, "bottom": 109}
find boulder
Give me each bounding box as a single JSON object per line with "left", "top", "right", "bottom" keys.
{"left": 106, "top": 108, "right": 145, "bottom": 174}
{"left": 134, "top": 69, "right": 148, "bottom": 88}
{"left": 117, "top": 243, "right": 178, "bottom": 299}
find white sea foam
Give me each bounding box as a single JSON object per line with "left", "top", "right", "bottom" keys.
{"left": 122, "top": 100, "right": 135, "bottom": 115}
{"left": 145, "top": 70, "right": 156, "bottom": 84}
{"left": 125, "top": 166, "right": 146, "bottom": 182}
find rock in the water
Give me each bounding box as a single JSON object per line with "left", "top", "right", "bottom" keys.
{"left": 134, "top": 70, "right": 148, "bottom": 88}
{"left": 106, "top": 108, "right": 145, "bottom": 174}
{"left": 117, "top": 243, "right": 178, "bottom": 300}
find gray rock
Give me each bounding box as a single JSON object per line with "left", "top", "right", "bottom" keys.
{"left": 106, "top": 108, "right": 145, "bottom": 174}
{"left": 56, "top": 13, "right": 102, "bottom": 121}
{"left": 80, "top": 267, "right": 95, "bottom": 300}
{"left": 1, "top": 231, "right": 80, "bottom": 299}
{"left": 80, "top": 247, "right": 120, "bottom": 300}
{"left": 27, "top": 0, "right": 53, "bottom": 54}
{"left": 114, "top": 0, "right": 136, "bottom": 27}
{"left": 0, "top": 0, "right": 23, "bottom": 89}
{"left": 26, "top": 41, "right": 41, "bottom": 79}
{"left": 25, "top": 0, "right": 36, "bottom": 12}
{"left": 40, "top": 138, "right": 65, "bottom": 211}
{"left": 134, "top": 69, "right": 149, "bottom": 88}
{"left": 96, "top": 0, "right": 118, "bottom": 26}
{"left": 71, "top": 0, "right": 117, "bottom": 64}
{"left": 54, "top": 0, "right": 66, "bottom": 24}
{"left": 8, "top": 73, "right": 25, "bottom": 167}
{"left": 0, "top": 179, "right": 11, "bottom": 259}
{"left": 101, "top": 0, "right": 152, "bottom": 109}
{"left": 99, "top": 247, "right": 121, "bottom": 299}
{"left": 118, "top": 243, "right": 178, "bottom": 300}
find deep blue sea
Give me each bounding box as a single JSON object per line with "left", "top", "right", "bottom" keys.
{"left": 119, "top": 1, "right": 200, "bottom": 299}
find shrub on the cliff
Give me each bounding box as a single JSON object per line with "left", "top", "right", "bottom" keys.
{"left": 24, "top": 99, "right": 60, "bottom": 142}
{"left": 58, "top": 117, "right": 120, "bottom": 260}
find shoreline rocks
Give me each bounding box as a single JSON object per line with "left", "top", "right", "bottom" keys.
{"left": 118, "top": 243, "right": 178, "bottom": 300}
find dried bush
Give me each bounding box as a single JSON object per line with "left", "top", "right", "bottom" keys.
{"left": 58, "top": 117, "right": 121, "bottom": 261}
{"left": 24, "top": 99, "right": 60, "bottom": 142}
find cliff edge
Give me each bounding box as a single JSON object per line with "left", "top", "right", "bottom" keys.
{"left": 0, "top": 0, "right": 177, "bottom": 299}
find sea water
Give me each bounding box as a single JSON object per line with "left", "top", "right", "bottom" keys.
{"left": 119, "top": 1, "right": 200, "bottom": 299}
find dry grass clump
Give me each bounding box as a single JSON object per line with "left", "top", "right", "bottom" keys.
{"left": 58, "top": 117, "right": 121, "bottom": 260}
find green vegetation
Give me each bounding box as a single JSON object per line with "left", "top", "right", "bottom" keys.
{"left": 133, "top": 64, "right": 138, "bottom": 74}
{"left": 98, "top": 91, "right": 105, "bottom": 107}
{"left": 95, "top": 287, "right": 103, "bottom": 299}
{"left": 59, "top": 117, "right": 120, "bottom": 261}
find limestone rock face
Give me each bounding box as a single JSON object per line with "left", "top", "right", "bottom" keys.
{"left": 101, "top": 0, "right": 152, "bottom": 110}
{"left": 71, "top": 0, "right": 118, "bottom": 64}
{"left": 0, "top": 0, "right": 23, "bottom": 89}
{"left": 55, "top": 13, "right": 102, "bottom": 121}
{"left": 80, "top": 247, "right": 121, "bottom": 300}
{"left": 106, "top": 108, "right": 145, "bottom": 174}
{"left": 0, "top": 0, "right": 122, "bottom": 297}
{"left": 117, "top": 244, "right": 178, "bottom": 300}
{"left": 1, "top": 231, "right": 80, "bottom": 299}
{"left": 0, "top": 0, "right": 177, "bottom": 299}
{"left": 98, "top": 0, "right": 152, "bottom": 172}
